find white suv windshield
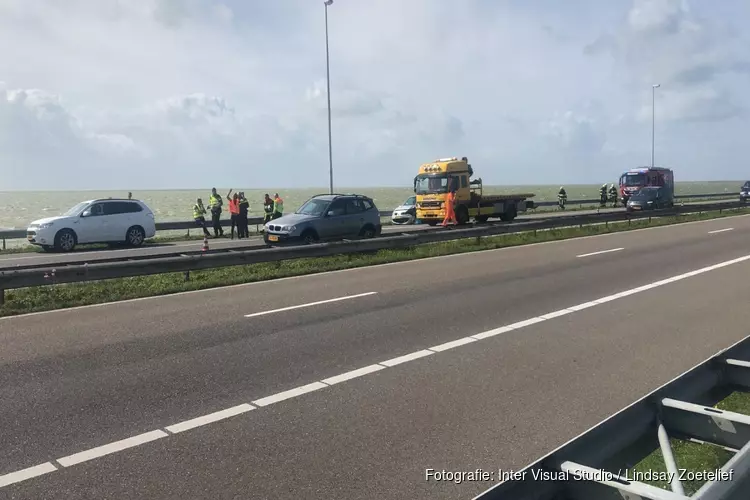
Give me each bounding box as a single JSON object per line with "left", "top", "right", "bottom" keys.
{"left": 63, "top": 202, "right": 89, "bottom": 217}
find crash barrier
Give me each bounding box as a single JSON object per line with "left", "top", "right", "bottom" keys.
{"left": 0, "top": 193, "right": 740, "bottom": 249}
{"left": 0, "top": 201, "right": 743, "bottom": 304}
{"left": 535, "top": 192, "right": 740, "bottom": 208}
{"left": 473, "top": 333, "right": 750, "bottom": 500}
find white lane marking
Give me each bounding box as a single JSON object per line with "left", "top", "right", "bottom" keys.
{"left": 244, "top": 292, "right": 377, "bottom": 318}
{"left": 0, "top": 462, "right": 57, "bottom": 488}
{"left": 5, "top": 253, "right": 750, "bottom": 489}
{"left": 322, "top": 364, "right": 385, "bottom": 385}
{"left": 3, "top": 212, "right": 749, "bottom": 321}
{"left": 507, "top": 317, "right": 546, "bottom": 329}
{"left": 539, "top": 309, "right": 574, "bottom": 320}
{"left": 471, "top": 326, "right": 516, "bottom": 340}
{"left": 709, "top": 228, "right": 734, "bottom": 234}
{"left": 165, "top": 404, "right": 255, "bottom": 434}
{"left": 380, "top": 349, "right": 434, "bottom": 367}
{"left": 576, "top": 247, "right": 624, "bottom": 258}
{"left": 252, "top": 382, "right": 329, "bottom": 407}
{"left": 56, "top": 430, "right": 168, "bottom": 467}
{"left": 429, "top": 336, "right": 478, "bottom": 352}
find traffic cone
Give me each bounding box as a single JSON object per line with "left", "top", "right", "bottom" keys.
{"left": 202, "top": 235, "right": 209, "bottom": 252}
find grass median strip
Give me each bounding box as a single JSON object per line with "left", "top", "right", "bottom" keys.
{"left": 627, "top": 390, "right": 750, "bottom": 495}
{"left": 1, "top": 207, "right": 748, "bottom": 317}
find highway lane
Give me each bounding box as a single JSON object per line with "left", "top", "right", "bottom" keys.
{"left": 1, "top": 214, "right": 750, "bottom": 498}
{"left": 0, "top": 205, "right": 633, "bottom": 268}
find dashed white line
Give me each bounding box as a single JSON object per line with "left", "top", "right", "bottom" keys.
{"left": 244, "top": 292, "right": 377, "bottom": 318}
{"left": 322, "top": 365, "right": 385, "bottom": 385}
{"left": 165, "top": 404, "right": 256, "bottom": 434}
{"left": 56, "top": 430, "right": 169, "bottom": 467}
{"left": 471, "top": 325, "right": 516, "bottom": 340}
{"left": 379, "top": 349, "right": 434, "bottom": 367}
{"left": 429, "top": 336, "right": 478, "bottom": 352}
{"left": 708, "top": 228, "right": 734, "bottom": 234}
{"left": 0, "top": 462, "right": 57, "bottom": 488}
{"left": 576, "top": 247, "right": 624, "bottom": 258}
{"left": 252, "top": 382, "right": 329, "bottom": 407}
{"left": 5, "top": 253, "right": 750, "bottom": 489}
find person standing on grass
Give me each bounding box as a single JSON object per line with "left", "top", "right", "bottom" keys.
{"left": 209, "top": 187, "right": 224, "bottom": 237}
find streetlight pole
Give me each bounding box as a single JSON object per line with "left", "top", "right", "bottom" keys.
{"left": 324, "top": 0, "right": 334, "bottom": 195}
{"left": 651, "top": 83, "right": 660, "bottom": 168}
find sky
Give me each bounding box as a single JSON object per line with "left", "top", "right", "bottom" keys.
{"left": 1, "top": 0, "right": 749, "bottom": 190}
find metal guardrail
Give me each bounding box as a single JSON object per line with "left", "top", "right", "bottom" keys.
{"left": 473, "top": 333, "right": 750, "bottom": 500}
{"left": 534, "top": 192, "right": 740, "bottom": 208}
{"left": 0, "top": 201, "right": 742, "bottom": 299}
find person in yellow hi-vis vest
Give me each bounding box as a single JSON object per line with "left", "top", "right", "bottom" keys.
{"left": 208, "top": 187, "right": 224, "bottom": 237}
{"left": 193, "top": 198, "right": 210, "bottom": 237}
{"left": 272, "top": 193, "right": 284, "bottom": 220}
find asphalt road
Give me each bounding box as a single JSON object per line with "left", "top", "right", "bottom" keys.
{"left": 2, "top": 213, "right": 750, "bottom": 499}
{"left": 0, "top": 201, "right": 723, "bottom": 269}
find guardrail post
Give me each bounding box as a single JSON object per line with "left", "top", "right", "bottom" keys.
{"left": 2, "top": 238, "right": 5, "bottom": 250}
{"left": 184, "top": 271, "right": 190, "bottom": 282}
{"left": 0, "top": 288, "right": 4, "bottom": 305}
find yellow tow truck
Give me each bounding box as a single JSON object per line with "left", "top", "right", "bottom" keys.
{"left": 413, "top": 157, "right": 535, "bottom": 225}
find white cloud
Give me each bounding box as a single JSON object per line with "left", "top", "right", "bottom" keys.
{"left": 0, "top": 0, "right": 749, "bottom": 190}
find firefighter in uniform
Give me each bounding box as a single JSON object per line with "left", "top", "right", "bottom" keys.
{"left": 608, "top": 183, "right": 618, "bottom": 207}
{"left": 558, "top": 186, "right": 567, "bottom": 210}
{"left": 262, "top": 194, "right": 275, "bottom": 229}
{"left": 599, "top": 184, "right": 607, "bottom": 207}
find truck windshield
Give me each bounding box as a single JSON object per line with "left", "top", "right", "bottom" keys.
{"left": 415, "top": 175, "right": 449, "bottom": 195}
{"left": 296, "top": 198, "right": 329, "bottom": 216}
{"left": 621, "top": 173, "right": 647, "bottom": 187}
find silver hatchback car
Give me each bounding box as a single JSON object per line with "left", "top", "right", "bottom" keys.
{"left": 263, "top": 194, "right": 382, "bottom": 245}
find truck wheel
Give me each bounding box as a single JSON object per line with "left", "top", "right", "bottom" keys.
{"left": 456, "top": 206, "right": 469, "bottom": 225}
{"left": 427, "top": 220, "right": 438, "bottom": 226}
{"left": 500, "top": 205, "right": 517, "bottom": 222}
{"left": 475, "top": 215, "right": 489, "bottom": 223}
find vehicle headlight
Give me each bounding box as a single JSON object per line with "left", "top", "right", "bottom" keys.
{"left": 282, "top": 225, "right": 296, "bottom": 232}
{"left": 38, "top": 223, "right": 54, "bottom": 229}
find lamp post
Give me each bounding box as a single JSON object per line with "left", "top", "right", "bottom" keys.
{"left": 651, "top": 83, "right": 660, "bottom": 168}
{"left": 324, "top": 0, "right": 334, "bottom": 194}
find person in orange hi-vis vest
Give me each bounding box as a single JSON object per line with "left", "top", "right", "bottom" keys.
{"left": 227, "top": 190, "right": 240, "bottom": 239}
{"left": 441, "top": 187, "right": 457, "bottom": 226}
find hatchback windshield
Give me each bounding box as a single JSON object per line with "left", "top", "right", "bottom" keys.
{"left": 405, "top": 196, "right": 416, "bottom": 205}
{"left": 296, "top": 198, "right": 330, "bottom": 216}
{"left": 63, "top": 202, "right": 90, "bottom": 217}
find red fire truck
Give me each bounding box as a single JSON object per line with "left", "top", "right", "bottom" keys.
{"left": 618, "top": 167, "right": 674, "bottom": 206}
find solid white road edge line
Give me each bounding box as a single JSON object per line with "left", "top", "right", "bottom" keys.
{"left": 708, "top": 228, "right": 734, "bottom": 234}
{"left": 5, "top": 252, "right": 750, "bottom": 489}
{"left": 576, "top": 247, "right": 624, "bottom": 258}
{"left": 244, "top": 292, "right": 377, "bottom": 318}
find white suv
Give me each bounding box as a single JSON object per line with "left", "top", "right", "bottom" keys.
{"left": 27, "top": 199, "right": 157, "bottom": 252}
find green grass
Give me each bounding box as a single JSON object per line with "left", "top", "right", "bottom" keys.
{"left": 628, "top": 390, "right": 750, "bottom": 495}
{"left": 1, "top": 206, "right": 748, "bottom": 317}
